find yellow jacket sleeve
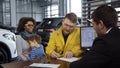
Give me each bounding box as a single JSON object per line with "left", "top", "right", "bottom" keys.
{"left": 45, "top": 32, "right": 57, "bottom": 57}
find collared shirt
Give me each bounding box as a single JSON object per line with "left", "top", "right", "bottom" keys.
{"left": 106, "top": 27, "right": 113, "bottom": 33}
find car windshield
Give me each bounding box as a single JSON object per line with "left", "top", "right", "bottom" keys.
{"left": 37, "top": 17, "right": 81, "bottom": 29}
{"left": 40, "top": 18, "right": 63, "bottom": 29}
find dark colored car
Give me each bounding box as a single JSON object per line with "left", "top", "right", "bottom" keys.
{"left": 36, "top": 17, "right": 81, "bottom": 47}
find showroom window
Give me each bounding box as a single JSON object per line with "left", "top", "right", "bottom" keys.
{"left": 0, "top": 0, "right": 11, "bottom": 26}
{"left": 45, "top": 0, "right": 59, "bottom": 18}
{"left": 68, "top": 0, "right": 82, "bottom": 17}
{"left": 45, "top": 5, "right": 59, "bottom": 18}
{"left": 16, "top": 0, "right": 44, "bottom": 24}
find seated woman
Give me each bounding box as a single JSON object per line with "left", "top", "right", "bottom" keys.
{"left": 16, "top": 17, "right": 36, "bottom": 61}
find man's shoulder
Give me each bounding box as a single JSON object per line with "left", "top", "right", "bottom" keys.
{"left": 51, "top": 28, "right": 62, "bottom": 35}
{"left": 75, "top": 27, "right": 80, "bottom": 30}
{"left": 73, "top": 27, "right": 80, "bottom": 32}
{"left": 51, "top": 31, "right": 58, "bottom": 36}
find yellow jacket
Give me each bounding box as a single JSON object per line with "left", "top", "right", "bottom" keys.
{"left": 46, "top": 27, "right": 83, "bottom": 57}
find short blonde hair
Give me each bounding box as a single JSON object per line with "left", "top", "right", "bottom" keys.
{"left": 64, "top": 13, "right": 78, "bottom": 23}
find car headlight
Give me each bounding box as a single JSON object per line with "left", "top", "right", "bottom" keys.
{"left": 3, "top": 33, "right": 15, "bottom": 41}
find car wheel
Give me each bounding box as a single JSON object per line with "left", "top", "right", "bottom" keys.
{"left": 0, "top": 47, "right": 9, "bottom": 64}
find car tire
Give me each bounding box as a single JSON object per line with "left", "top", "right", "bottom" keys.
{"left": 0, "top": 47, "right": 9, "bottom": 64}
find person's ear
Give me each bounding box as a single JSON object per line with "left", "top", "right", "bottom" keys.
{"left": 98, "top": 20, "right": 104, "bottom": 29}
{"left": 62, "top": 19, "right": 64, "bottom": 25}
{"left": 24, "top": 25, "right": 26, "bottom": 29}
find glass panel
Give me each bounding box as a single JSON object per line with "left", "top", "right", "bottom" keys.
{"left": 16, "top": 0, "right": 44, "bottom": 24}
{"left": 44, "top": 0, "right": 59, "bottom": 18}
{"left": 33, "top": 14, "right": 43, "bottom": 21}
{"left": 70, "top": 0, "right": 82, "bottom": 17}
{"left": 45, "top": 5, "right": 59, "bottom": 18}
{"left": 16, "top": 0, "right": 32, "bottom": 13}
{"left": 0, "top": 1, "right": 3, "bottom": 24}
{"left": 51, "top": 5, "right": 58, "bottom": 17}
{"left": 16, "top": 13, "right": 32, "bottom": 25}
{"left": 0, "top": 0, "right": 11, "bottom": 26}
{"left": 3, "top": 12, "right": 10, "bottom": 26}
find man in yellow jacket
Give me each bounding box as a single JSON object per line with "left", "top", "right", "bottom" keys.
{"left": 46, "top": 13, "right": 83, "bottom": 58}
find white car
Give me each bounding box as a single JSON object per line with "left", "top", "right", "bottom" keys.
{"left": 0, "top": 28, "right": 17, "bottom": 64}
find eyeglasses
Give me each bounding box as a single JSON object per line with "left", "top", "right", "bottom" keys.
{"left": 25, "top": 24, "right": 34, "bottom": 27}
{"left": 63, "top": 23, "right": 75, "bottom": 29}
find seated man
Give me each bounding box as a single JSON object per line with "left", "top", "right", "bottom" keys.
{"left": 70, "top": 5, "right": 120, "bottom": 68}
{"left": 46, "top": 13, "right": 83, "bottom": 58}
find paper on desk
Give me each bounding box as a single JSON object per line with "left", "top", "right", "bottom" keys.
{"left": 29, "top": 63, "right": 60, "bottom": 68}
{"left": 57, "top": 57, "right": 79, "bottom": 62}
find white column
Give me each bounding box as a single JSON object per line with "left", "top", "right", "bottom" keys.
{"left": 59, "top": 0, "right": 67, "bottom": 16}
{"left": 10, "top": 0, "right": 16, "bottom": 27}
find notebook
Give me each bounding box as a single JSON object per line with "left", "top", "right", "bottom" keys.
{"left": 29, "top": 63, "right": 60, "bottom": 68}
{"left": 57, "top": 57, "right": 79, "bottom": 62}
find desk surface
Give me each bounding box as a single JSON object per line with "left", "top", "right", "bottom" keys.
{"left": 1, "top": 57, "right": 70, "bottom": 68}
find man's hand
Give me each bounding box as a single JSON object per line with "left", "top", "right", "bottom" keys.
{"left": 51, "top": 51, "right": 61, "bottom": 58}
{"left": 64, "top": 51, "right": 73, "bottom": 58}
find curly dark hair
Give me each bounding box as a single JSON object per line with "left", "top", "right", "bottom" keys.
{"left": 17, "top": 17, "right": 36, "bottom": 33}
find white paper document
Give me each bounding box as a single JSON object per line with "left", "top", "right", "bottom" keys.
{"left": 29, "top": 63, "right": 60, "bottom": 68}
{"left": 57, "top": 57, "right": 79, "bottom": 62}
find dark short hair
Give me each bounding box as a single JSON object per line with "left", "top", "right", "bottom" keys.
{"left": 64, "top": 13, "right": 78, "bottom": 23}
{"left": 17, "top": 17, "right": 36, "bottom": 33}
{"left": 91, "top": 5, "right": 118, "bottom": 28}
